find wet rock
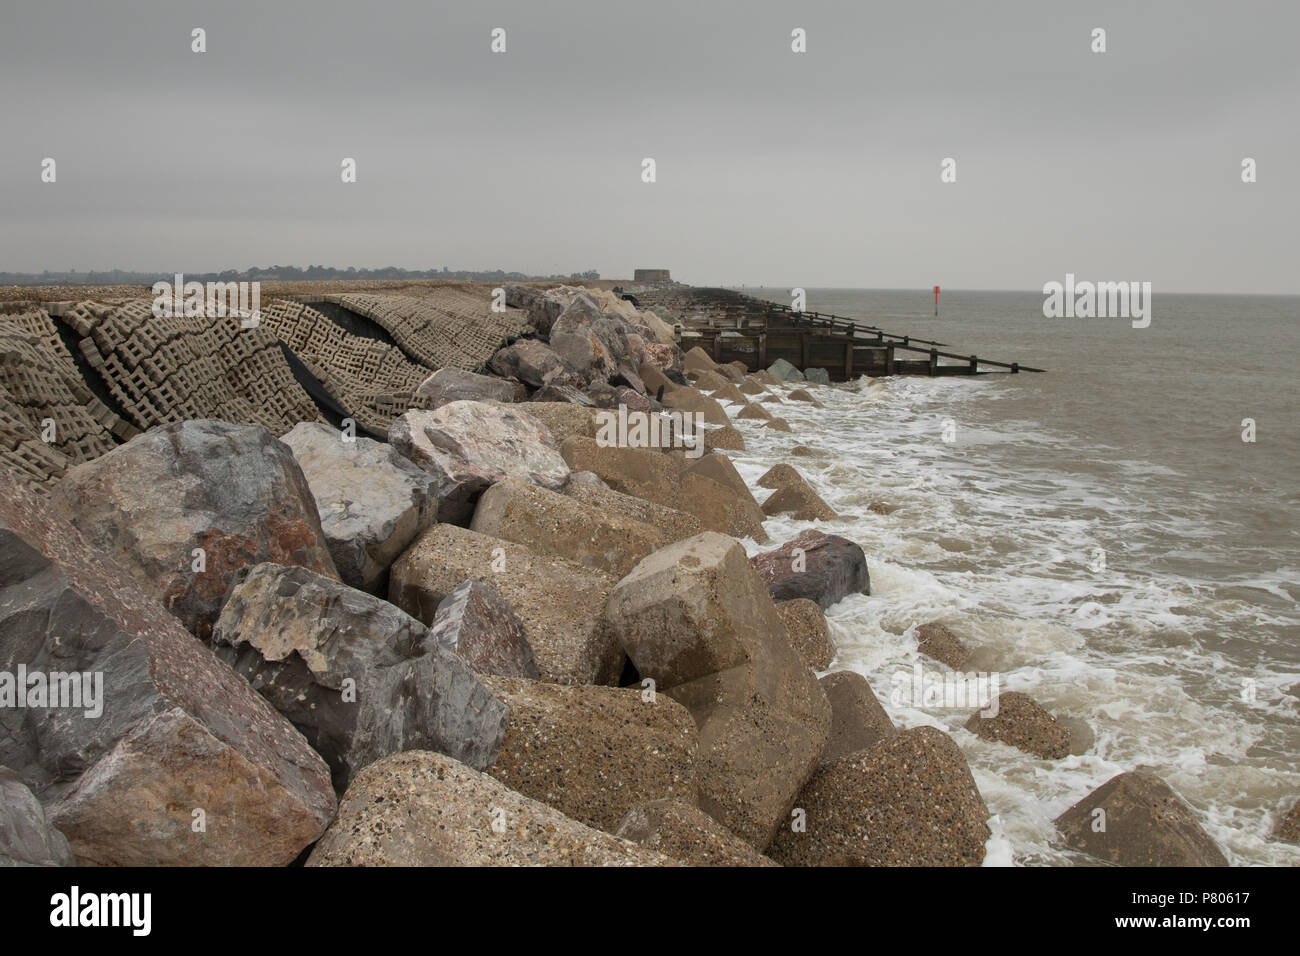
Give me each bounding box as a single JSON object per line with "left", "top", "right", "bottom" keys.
{"left": 787, "top": 388, "right": 824, "bottom": 407}
{"left": 1054, "top": 771, "right": 1229, "bottom": 866}
{"left": 767, "top": 359, "right": 805, "bottom": 382}
{"left": 0, "top": 469, "right": 336, "bottom": 865}
{"left": 662, "top": 386, "right": 729, "bottom": 426}
{"left": 776, "top": 598, "right": 836, "bottom": 670}
{"left": 965, "top": 691, "right": 1071, "bottom": 759}
{"left": 704, "top": 425, "right": 746, "bottom": 452}
{"left": 390, "top": 523, "right": 621, "bottom": 685}
{"left": 615, "top": 799, "right": 778, "bottom": 866}
{"left": 804, "top": 368, "right": 831, "bottom": 386}
{"left": 683, "top": 453, "right": 762, "bottom": 512}
{"left": 1277, "top": 799, "right": 1300, "bottom": 843}
{"left": 0, "top": 768, "right": 73, "bottom": 866}
{"left": 50, "top": 419, "right": 337, "bottom": 641}
{"left": 818, "top": 671, "right": 897, "bottom": 764}
{"left": 690, "top": 369, "right": 731, "bottom": 391}
{"left": 710, "top": 383, "right": 747, "bottom": 404}
{"left": 480, "top": 676, "right": 697, "bottom": 832}
{"left": 488, "top": 339, "right": 566, "bottom": 387}
{"left": 738, "top": 378, "right": 769, "bottom": 395}
{"left": 750, "top": 529, "right": 870, "bottom": 609}
{"left": 762, "top": 483, "right": 837, "bottom": 521}
{"left": 915, "top": 621, "right": 970, "bottom": 669}
{"left": 281, "top": 422, "right": 438, "bottom": 595}
{"left": 471, "top": 477, "right": 665, "bottom": 577}
{"left": 721, "top": 361, "right": 749, "bottom": 382}
{"left": 736, "top": 402, "right": 774, "bottom": 421}
{"left": 757, "top": 463, "right": 806, "bottom": 491}
{"left": 606, "top": 532, "right": 831, "bottom": 849}
{"left": 751, "top": 369, "right": 783, "bottom": 386}
{"left": 763, "top": 417, "right": 793, "bottom": 433}
{"left": 212, "top": 563, "right": 507, "bottom": 792}
{"left": 389, "top": 402, "right": 569, "bottom": 525}
{"left": 417, "top": 367, "right": 519, "bottom": 407}
{"left": 791, "top": 444, "right": 825, "bottom": 458}
{"left": 428, "top": 579, "right": 539, "bottom": 679}
{"left": 759, "top": 465, "right": 837, "bottom": 520}
{"left": 1058, "top": 715, "right": 1096, "bottom": 755}
{"left": 306, "top": 751, "right": 674, "bottom": 866}
{"left": 768, "top": 726, "right": 990, "bottom": 866}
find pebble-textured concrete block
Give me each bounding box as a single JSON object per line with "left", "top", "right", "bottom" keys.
{"left": 768, "top": 727, "right": 990, "bottom": 867}
{"left": 307, "top": 751, "right": 676, "bottom": 867}
{"left": 1054, "top": 771, "right": 1228, "bottom": 866}
{"left": 480, "top": 676, "right": 698, "bottom": 832}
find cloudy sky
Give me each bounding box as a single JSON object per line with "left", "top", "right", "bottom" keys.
{"left": 1, "top": 0, "right": 1296, "bottom": 292}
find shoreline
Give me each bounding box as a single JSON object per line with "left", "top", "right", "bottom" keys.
{"left": 1, "top": 281, "right": 1292, "bottom": 866}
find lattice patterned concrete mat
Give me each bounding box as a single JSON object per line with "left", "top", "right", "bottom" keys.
{"left": 0, "top": 309, "right": 127, "bottom": 487}
{"left": 258, "top": 300, "right": 430, "bottom": 437}
{"left": 72, "top": 300, "right": 325, "bottom": 437}
{"left": 317, "top": 291, "right": 529, "bottom": 372}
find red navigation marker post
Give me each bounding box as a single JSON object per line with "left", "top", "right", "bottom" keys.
{"left": 933, "top": 285, "right": 940, "bottom": 316}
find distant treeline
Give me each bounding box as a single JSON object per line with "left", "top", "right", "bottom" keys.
{"left": 0, "top": 266, "right": 601, "bottom": 286}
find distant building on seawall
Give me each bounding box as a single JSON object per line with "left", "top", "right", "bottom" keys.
{"left": 633, "top": 268, "right": 671, "bottom": 285}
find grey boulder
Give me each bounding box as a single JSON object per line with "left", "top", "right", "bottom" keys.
{"left": 50, "top": 419, "right": 338, "bottom": 641}
{"left": 428, "top": 579, "right": 540, "bottom": 679}
{"left": 281, "top": 422, "right": 439, "bottom": 595}
{"left": 417, "top": 367, "right": 520, "bottom": 408}
{"left": 0, "top": 467, "right": 336, "bottom": 866}
{"left": 750, "top": 529, "right": 870, "bottom": 609}
{"left": 388, "top": 402, "right": 570, "bottom": 525}
{"left": 212, "top": 562, "right": 508, "bottom": 792}
{"left": 488, "top": 339, "right": 567, "bottom": 387}
{"left": 767, "top": 358, "right": 806, "bottom": 382}
{"left": 0, "top": 768, "right": 73, "bottom": 866}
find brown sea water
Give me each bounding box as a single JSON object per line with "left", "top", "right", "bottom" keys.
{"left": 728, "top": 287, "right": 1299, "bottom": 865}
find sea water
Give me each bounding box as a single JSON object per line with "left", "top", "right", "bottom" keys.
{"left": 726, "top": 287, "right": 1299, "bottom": 866}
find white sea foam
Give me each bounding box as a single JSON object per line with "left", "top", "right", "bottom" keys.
{"left": 731, "top": 370, "right": 1300, "bottom": 866}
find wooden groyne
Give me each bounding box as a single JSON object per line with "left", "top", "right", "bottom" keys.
{"left": 621, "top": 285, "right": 1044, "bottom": 380}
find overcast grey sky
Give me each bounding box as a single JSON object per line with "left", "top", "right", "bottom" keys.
{"left": 1, "top": 1, "right": 1296, "bottom": 292}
